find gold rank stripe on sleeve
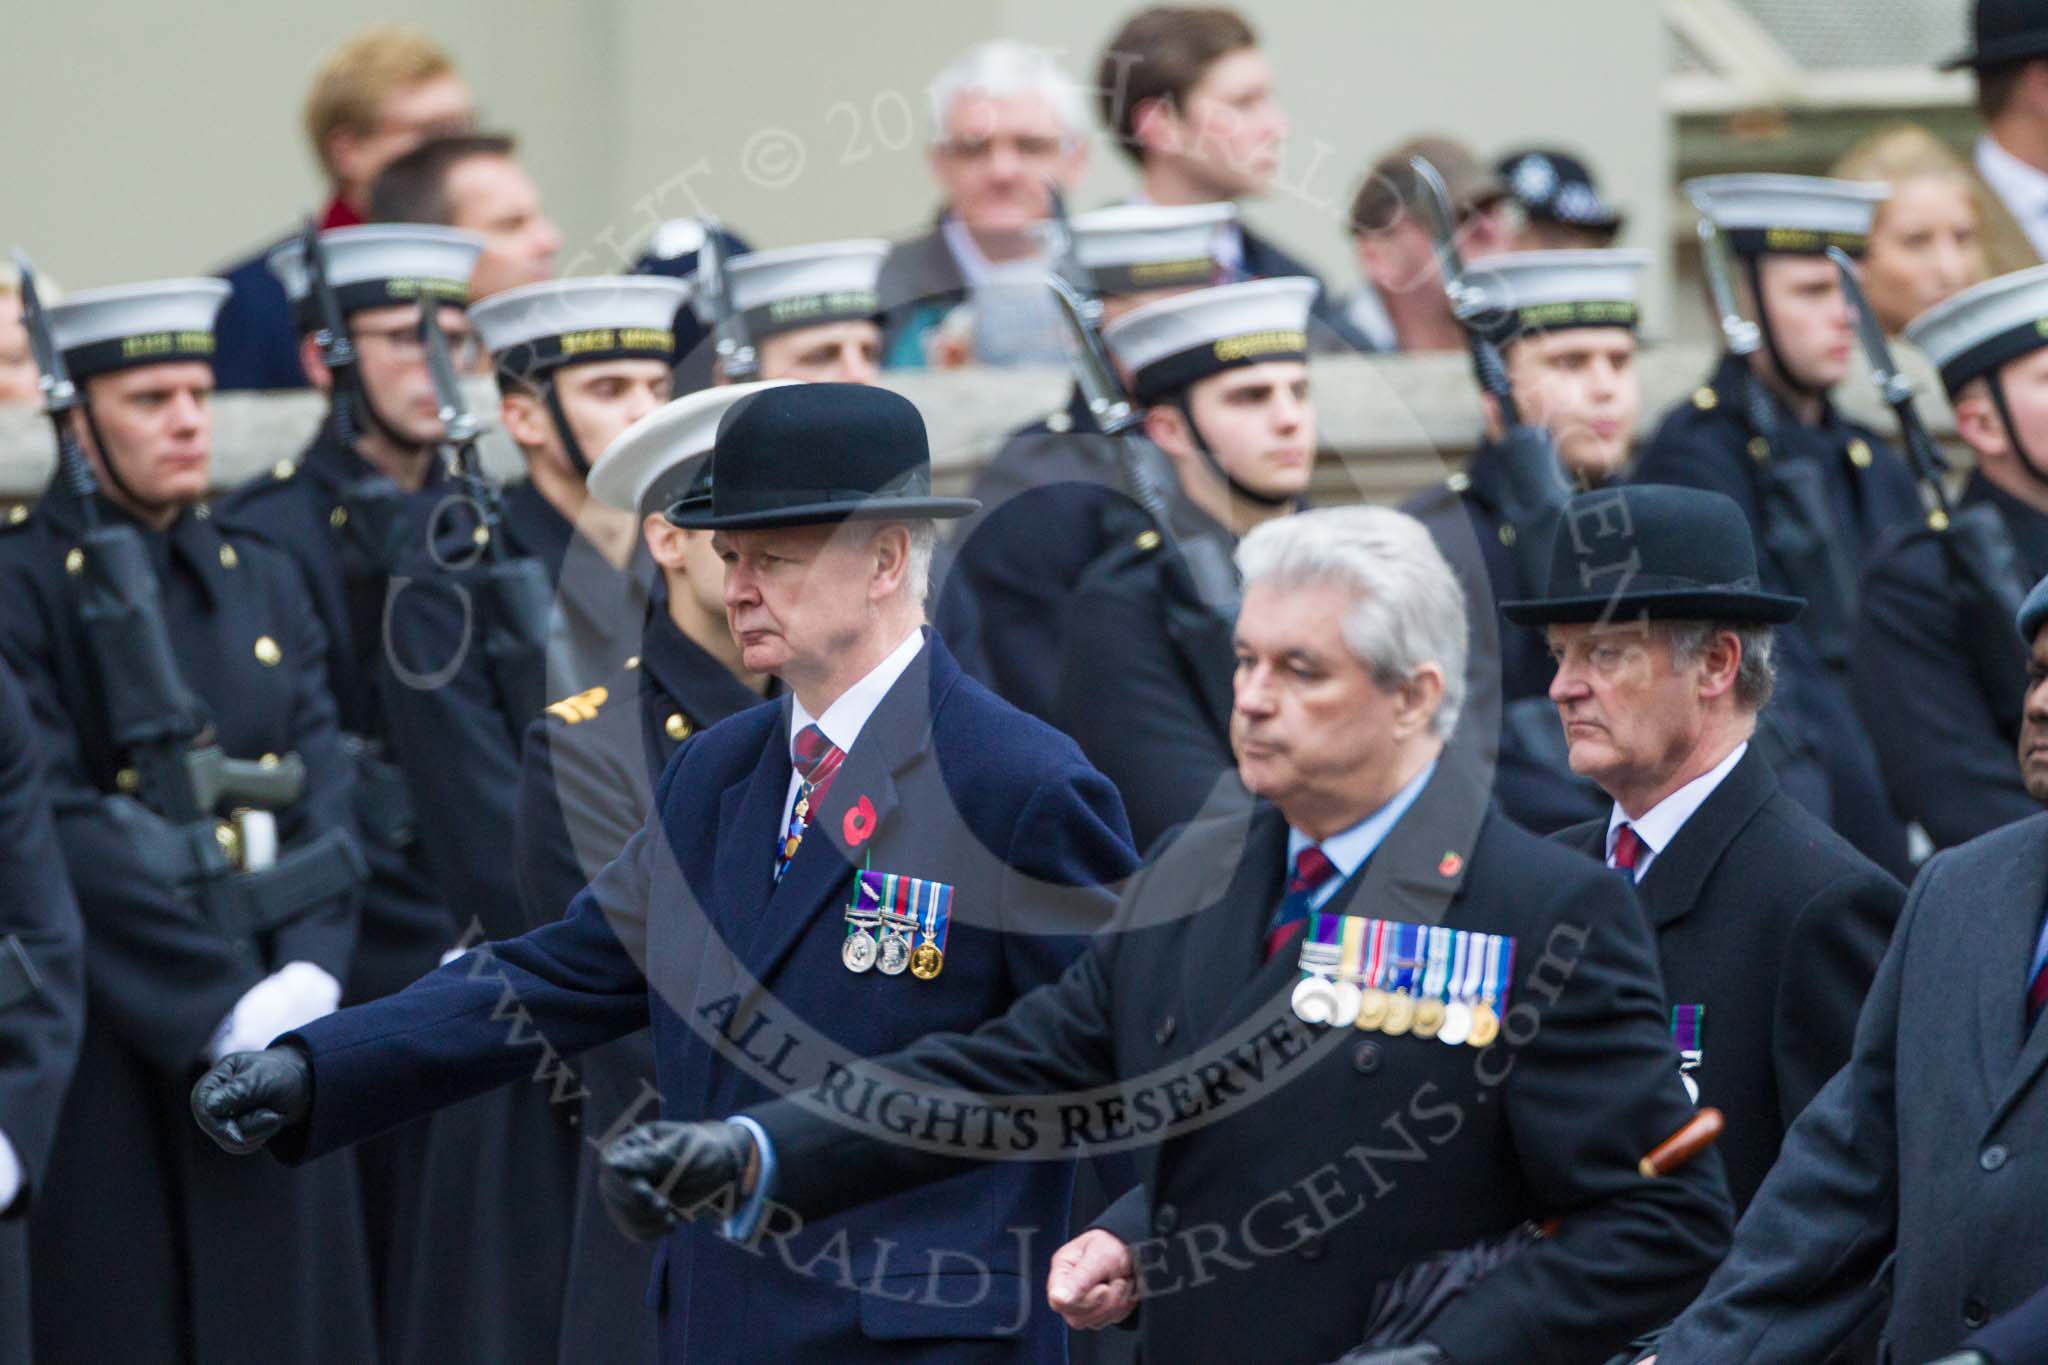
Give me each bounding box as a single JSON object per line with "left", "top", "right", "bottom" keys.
{"left": 545, "top": 685, "right": 609, "bottom": 725}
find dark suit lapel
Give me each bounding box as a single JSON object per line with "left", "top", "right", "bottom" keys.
{"left": 1632, "top": 748, "right": 1776, "bottom": 929}
{"left": 714, "top": 702, "right": 795, "bottom": 954}
{"left": 1985, "top": 840, "right": 2048, "bottom": 1129}
{"left": 739, "top": 638, "right": 942, "bottom": 985}
{"left": 1174, "top": 796, "right": 1291, "bottom": 1042}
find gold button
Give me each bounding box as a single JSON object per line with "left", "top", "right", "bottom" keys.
{"left": 1446, "top": 471, "right": 1472, "bottom": 494}
{"left": 7, "top": 505, "right": 26, "bottom": 525}
{"left": 273, "top": 459, "right": 296, "bottom": 481}
{"left": 473, "top": 525, "right": 491, "bottom": 548}
{"left": 259, "top": 752, "right": 280, "bottom": 768}
{"left": 1046, "top": 410, "right": 1072, "bottom": 434}
{"left": 1693, "top": 387, "right": 1719, "bottom": 411}
{"left": 218, "top": 544, "right": 239, "bottom": 569}
{"left": 1747, "top": 436, "right": 1771, "bottom": 463}
{"left": 1135, "top": 529, "right": 1162, "bottom": 551}
{"left": 624, "top": 655, "right": 641, "bottom": 671}
{"left": 1929, "top": 508, "right": 1951, "bottom": 532}
{"left": 215, "top": 820, "right": 242, "bottom": 866}
{"left": 329, "top": 505, "right": 349, "bottom": 529}
{"left": 64, "top": 547, "right": 83, "bottom": 575}
{"left": 664, "top": 712, "right": 691, "bottom": 741}
{"left": 1498, "top": 523, "right": 1517, "bottom": 548}
{"left": 253, "top": 635, "right": 282, "bottom": 666}
{"left": 116, "top": 767, "right": 139, "bottom": 793}
{"left": 1847, "top": 438, "right": 1873, "bottom": 469}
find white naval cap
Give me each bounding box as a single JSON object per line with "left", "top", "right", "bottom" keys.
{"left": 46, "top": 278, "right": 231, "bottom": 380}
{"left": 694, "top": 240, "right": 888, "bottom": 339}
{"left": 470, "top": 276, "right": 691, "bottom": 381}
{"left": 1104, "top": 276, "right": 1317, "bottom": 404}
{"left": 268, "top": 224, "right": 486, "bottom": 317}
{"left": 1049, "top": 203, "right": 1234, "bottom": 296}
{"left": 1683, "top": 174, "right": 1888, "bottom": 257}
{"left": 1463, "top": 248, "right": 1650, "bottom": 340}
{"left": 1904, "top": 263, "right": 2048, "bottom": 397}
{"left": 588, "top": 379, "right": 802, "bottom": 517}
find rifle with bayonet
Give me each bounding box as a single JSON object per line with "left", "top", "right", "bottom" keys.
{"left": 693, "top": 216, "right": 758, "bottom": 383}
{"left": 1828, "top": 245, "right": 2030, "bottom": 725}
{"left": 1041, "top": 185, "right": 1240, "bottom": 613}
{"left": 11, "top": 249, "right": 366, "bottom": 963}
{"left": 1409, "top": 155, "right": 1570, "bottom": 597}
{"left": 417, "top": 302, "right": 554, "bottom": 722}
{"left": 1692, "top": 202, "right": 1860, "bottom": 669}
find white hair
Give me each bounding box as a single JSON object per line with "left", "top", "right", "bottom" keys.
{"left": 1234, "top": 506, "right": 1469, "bottom": 738}
{"left": 927, "top": 40, "right": 1088, "bottom": 145}
{"left": 865, "top": 518, "right": 939, "bottom": 607}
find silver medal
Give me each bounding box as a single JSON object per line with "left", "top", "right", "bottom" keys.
{"left": 843, "top": 930, "right": 878, "bottom": 973}
{"left": 1291, "top": 976, "right": 1338, "bottom": 1026}
{"left": 878, "top": 927, "right": 911, "bottom": 976}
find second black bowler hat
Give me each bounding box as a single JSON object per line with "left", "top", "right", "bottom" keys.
{"left": 665, "top": 382, "right": 980, "bottom": 531}
{"left": 1500, "top": 484, "right": 1805, "bottom": 626}
{"left": 1943, "top": 0, "right": 2048, "bottom": 70}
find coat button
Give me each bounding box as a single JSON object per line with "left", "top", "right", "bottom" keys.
{"left": 1964, "top": 1297, "right": 1989, "bottom": 1329}
{"left": 1980, "top": 1144, "right": 2009, "bottom": 1172}
{"left": 1297, "top": 1233, "right": 1326, "bottom": 1262}
{"left": 1154, "top": 1014, "right": 1176, "bottom": 1046}
{"left": 1352, "top": 1040, "right": 1382, "bottom": 1075}
{"left": 664, "top": 712, "right": 691, "bottom": 741}
{"left": 1151, "top": 1204, "right": 1178, "bottom": 1236}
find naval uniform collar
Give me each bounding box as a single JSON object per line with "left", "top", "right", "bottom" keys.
{"left": 638, "top": 595, "right": 770, "bottom": 726}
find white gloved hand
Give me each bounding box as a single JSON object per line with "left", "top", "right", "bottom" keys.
{"left": 206, "top": 961, "right": 342, "bottom": 1063}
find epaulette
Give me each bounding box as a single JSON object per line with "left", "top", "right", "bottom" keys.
{"left": 545, "top": 685, "right": 609, "bottom": 725}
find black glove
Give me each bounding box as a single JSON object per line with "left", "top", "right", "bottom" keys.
{"left": 190, "top": 1047, "right": 313, "bottom": 1155}
{"left": 1331, "top": 1344, "right": 1450, "bottom": 1365}
{"left": 598, "top": 1120, "right": 756, "bottom": 1242}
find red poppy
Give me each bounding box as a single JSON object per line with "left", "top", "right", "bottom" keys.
{"left": 844, "top": 796, "right": 877, "bottom": 846}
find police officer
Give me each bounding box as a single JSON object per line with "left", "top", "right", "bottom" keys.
{"left": 0, "top": 656, "right": 85, "bottom": 1365}
{"left": 1634, "top": 175, "right": 1919, "bottom": 877}
{"left": 937, "top": 202, "right": 1232, "bottom": 720}
{"left": 0, "top": 278, "right": 377, "bottom": 1362}
{"left": 1855, "top": 263, "right": 2048, "bottom": 850}
{"left": 515, "top": 383, "right": 783, "bottom": 1365}
{"left": 1403, "top": 249, "right": 1648, "bottom": 833}
{"left": 374, "top": 272, "right": 686, "bottom": 1365}
{"left": 193, "top": 382, "right": 1142, "bottom": 1364}
{"left": 1052, "top": 276, "right": 1318, "bottom": 849}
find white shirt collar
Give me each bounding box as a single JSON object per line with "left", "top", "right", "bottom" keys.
{"left": 1977, "top": 135, "right": 2048, "bottom": 259}
{"left": 1285, "top": 758, "right": 1438, "bottom": 903}
{"left": 788, "top": 627, "right": 926, "bottom": 760}
{"left": 1605, "top": 742, "right": 1748, "bottom": 878}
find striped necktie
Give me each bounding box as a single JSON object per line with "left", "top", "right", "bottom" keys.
{"left": 776, "top": 724, "right": 844, "bottom": 882}
{"left": 1264, "top": 845, "right": 1339, "bottom": 962}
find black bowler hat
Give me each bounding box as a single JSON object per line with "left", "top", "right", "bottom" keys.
{"left": 1943, "top": 0, "right": 2048, "bottom": 70}
{"left": 1501, "top": 485, "right": 1805, "bottom": 627}
{"left": 665, "top": 382, "right": 980, "bottom": 531}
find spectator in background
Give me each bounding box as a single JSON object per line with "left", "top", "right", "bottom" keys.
{"left": 1947, "top": 0, "right": 2048, "bottom": 275}
{"left": 212, "top": 25, "right": 474, "bottom": 391}
{"left": 370, "top": 132, "right": 563, "bottom": 303}
{"left": 879, "top": 40, "right": 1091, "bottom": 369}
{"left": 1497, "top": 147, "right": 1626, "bottom": 250}
{"left": 1343, "top": 133, "right": 1517, "bottom": 352}
{"left": 1097, "top": 6, "right": 1368, "bottom": 350}
{"left": 0, "top": 263, "right": 49, "bottom": 407}
{"left": 1831, "top": 123, "right": 1990, "bottom": 335}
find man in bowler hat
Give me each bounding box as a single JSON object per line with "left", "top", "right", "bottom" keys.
{"left": 191, "top": 383, "right": 1140, "bottom": 1364}
{"left": 1506, "top": 484, "right": 1903, "bottom": 1215}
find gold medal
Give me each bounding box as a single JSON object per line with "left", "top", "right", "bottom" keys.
{"left": 910, "top": 941, "right": 944, "bottom": 980}
{"left": 1467, "top": 1002, "right": 1499, "bottom": 1048}
{"left": 1412, "top": 998, "right": 1445, "bottom": 1039}
{"left": 1355, "top": 988, "right": 1388, "bottom": 1032}
{"left": 1381, "top": 992, "right": 1415, "bottom": 1036}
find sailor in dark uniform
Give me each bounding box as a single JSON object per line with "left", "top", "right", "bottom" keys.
{"left": 1402, "top": 248, "right": 1648, "bottom": 832}
{"left": 222, "top": 224, "right": 485, "bottom": 1005}
{"left": 1855, "top": 264, "right": 2048, "bottom": 849}
{"left": 936, "top": 203, "right": 1232, "bottom": 719}
{"left": 515, "top": 382, "right": 783, "bottom": 1365}
{"left": 1633, "top": 175, "right": 1922, "bottom": 877}
{"left": 683, "top": 237, "right": 889, "bottom": 386}
{"left": 0, "top": 278, "right": 377, "bottom": 1363}
{"left": 375, "top": 273, "right": 685, "bottom": 1365}
{"left": 1052, "top": 277, "right": 1318, "bottom": 850}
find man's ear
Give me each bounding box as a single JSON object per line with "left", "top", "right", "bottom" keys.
{"left": 1143, "top": 402, "right": 1191, "bottom": 459}
{"left": 1396, "top": 664, "right": 1447, "bottom": 739}
{"left": 299, "top": 333, "right": 332, "bottom": 391}
{"left": 1129, "top": 95, "right": 1180, "bottom": 160}
{"left": 1954, "top": 386, "right": 2010, "bottom": 466}
{"left": 642, "top": 512, "right": 689, "bottom": 571}
{"left": 1698, "top": 630, "right": 1743, "bottom": 701}
{"left": 1352, "top": 232, "right": 1402, "bottom": 292}
{"left": 499, "top": 389, "right": 551, "bottom": 449}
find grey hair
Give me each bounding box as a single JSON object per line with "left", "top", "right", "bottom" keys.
{"left": 927, "top": 40, "right": 1088, "bottom": 145}
{"left": 872, "top": 519, "right": 939, "bottom": 608}
{"left": 1662, "top": 620, "right": 1777, "bottom": 711}
{"left": 1234, "top": 506, "right": 1469, "bottom": 738}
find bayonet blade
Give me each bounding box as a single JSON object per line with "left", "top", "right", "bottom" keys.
{"left": 417, "top": 304, "right": 479, "bottom": 446}
{"left": 1826, "top": 245, "right": 1913, "bottom": 404}
{"left": 10, "top": 249, "right": 77, "bottom": 414}
{"left": 1047, "top": 275, "right": 1137, "bottom": 436}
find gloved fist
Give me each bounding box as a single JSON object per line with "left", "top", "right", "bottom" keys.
{"left": 598, "top": 1120, "right": 756, "bottom": 1242}
{"left": 190, "top": 1046, "right": 312, "bottom": 1155}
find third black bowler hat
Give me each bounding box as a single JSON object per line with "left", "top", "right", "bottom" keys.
{"left": 1943, "top": 0, "right": 2048, "bottom": 70}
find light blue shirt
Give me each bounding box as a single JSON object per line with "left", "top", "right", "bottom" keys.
{"left": 1284, "top": 758, "right": 1438, "bottom": 910}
